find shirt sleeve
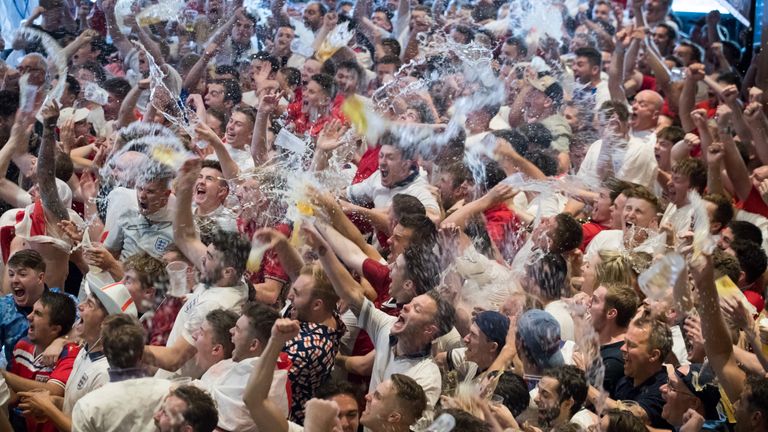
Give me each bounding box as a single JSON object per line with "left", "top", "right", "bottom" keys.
{"left": 102, "top": 220, "right": 124, "bottom": 252}
{"left": 357, "top": 298, "right": 397, "bottom": 344}
{"left": 347, "top": 175, "right": 374, "bottom": 206}
{"left": 49, "top": 344, "right": 81, "bottom": 389}
{"left": 362, "top": 258, "right": 391, "bottom": 303}
{"left": 402, "top": 186, "right": 440, "bottom": 214}
{"left": 0, "top": 375, "right": 9, "bottom": 407}
{"left": 618, "top": 141, "right": 658, "bottom": 189}
{"left": 71, "top": 397, "right": 96, "bottom": 432}
{"left": 447, "top": 347, "right": 476, "bottom": 379}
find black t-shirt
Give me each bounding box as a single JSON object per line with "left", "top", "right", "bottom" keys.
{"left": 601, "top": 340, "right": 625, "bottom": 395}
{"left": 612, "top": 368, "right": 673, "bottom": 430}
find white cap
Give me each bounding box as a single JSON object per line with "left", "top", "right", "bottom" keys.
{"left": 87, "top": 274, "right": 138, "bottom": 317}
{"left": 57, "top": 107, "right": 91, "bottom": 128}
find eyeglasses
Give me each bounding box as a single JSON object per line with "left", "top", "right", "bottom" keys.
{"left": 17, "top": 66, "right": 45, "bottom": 74}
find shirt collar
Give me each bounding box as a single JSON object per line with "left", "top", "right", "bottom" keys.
{"left": 387, "top": 166, "right": 420, "bottom": 189}
{"left": 388, "top": 335, "right": 431, "bottom": 359}
{"left": 83, "top": 343, "right": 106, "bottom": 362}
{"left": 108, "top": 367, "right": 147, "bottom": 382}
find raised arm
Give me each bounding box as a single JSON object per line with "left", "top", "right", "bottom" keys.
{"left": 270, "top": 0, "right": 290, "bottom": 27}
{"left": 305, "top": 223, "right": 366, "bottom": 316}
{"left": 442, "top": 183, "right": 516, "bottom": 230}
{"left": 182, "top": 13, "right": 238, "bottom": 91}
{"left": 717, "top": 106, "right": 752, "bottom": 202}
{"left": 622, "top": 29, "right": 642, "bottom": 83}
{"left": 38, "top": 102, "right": 70, "bottom": 222}
{"left": 253, "top": 228, "right": 305, "bottom": 282}
{"left": 173, "top": 158, "right": 207, "bottom": 270}
{"left": 716, "top": 83, "right": 753, "bottom": 144}
{"left": 679, "top": 63, "right": 706, "bottom": 133}
{"left": 393, "top": 0, "right": 410, "bottom": 38}
{"left": 744, "top": 101, "right": 768, "bottom": 165}
{"left": 691, "top": 252, "right": 746, "bottom": 401}
{"left": 312, "top": 13, "right": 338, "bottom": 52}
{"left": 101, "top": 0, "right": 133, "bottom": 58}
{"left": 251, "top": 91, "right": 279, "bottom": 166}
{"left": 308, "top": 186, "right": 384, "bottom": 265}
{"left": 608, "top": 28, "right": 631, "bottom": 103}
{"left": 312, "top": 212, "right": 376, "bottom": 276}
{"left": 243, "top": 319, "right": 298, "bottom": 432}
{"left": 117, "top": 79, "right": 149, "bottom": 129}
{"left": 195, "top": 122, "right": 240, "bottom": 179}
{"left": 60, "top": 29, "right": 99, "bottom": 62}
{"left": 494, "top": 138, "right": 547, "bottom": 180}
{"left": 126, "top": 15, "right": 166, "bottom": 67}
{"left": 0, "top": 112, "right": 34, "bottom": 208}
{"left": 642, "top": 35, "right": 671, "bottom": 96}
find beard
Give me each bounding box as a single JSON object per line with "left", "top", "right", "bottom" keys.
{"left": 538, "top": 405, "right": 562, "bottom": 428}
{"left": 199, "top": 265, "right": 224, "bottom": 286}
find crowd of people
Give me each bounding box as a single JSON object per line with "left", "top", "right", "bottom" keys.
{"left": 0, "top": 0, "right": 765, "bottom": 430}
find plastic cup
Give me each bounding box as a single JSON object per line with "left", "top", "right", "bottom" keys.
{"left": 490, "top": 394, "right": 504, "bottom": 406}
{"left": 85, "top": 241, "right": 105, "bottom": 273}
{"left": 166, "top": 261, "right": 189, "bottom": 297}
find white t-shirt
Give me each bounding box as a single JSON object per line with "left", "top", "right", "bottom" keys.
{"left": 197, "top": 356, "right": 290, "bottom": 432}
{"left": 206, "top": 143, "right": 255, "bottom": 172}
{"left": 103, "top": 204, "right": 175, "bottom": 260}
{"left": 62, "top": 349, "right": 110, "bottom": 415}
{"left": 358, "top": 298, "right": 442, "bottom": 416}
{"left": 584, "top": 229, "right": 623, "bottom": 259}
{"left": 195, "top": 204, "right": 238, "bottom": 233}
{"left": 446, "top": 347, "right": 480, "bottom": 384}
{"left": 578, "top": 136, "right": 658, "bottom": 190}
{"left": 347, "top": 169, "right": 439, "bottom": 214}
{"left": 660, "top": 202, "right": 694, "bottom": 235}
{"left": 72, "top": 378, "right": 171, "bottom": 432}
{"left": 103, "top": 187, "right": 139, "bottom": 239}
{"left": 544, "top": 300, "right": 575, "bottom": 342}
{"left": 157, "top": 283, "right": 248, "bottom": 377}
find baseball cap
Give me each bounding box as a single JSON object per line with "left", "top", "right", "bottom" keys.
{"left": 676, "top": 364, "right": 722, "bottom": 421}
{"left": 87, "top": 275, "right": 138, "bottom": 317}
{"left": 475, "top": 311, "right": 510, "bottom": 352}
{"left": 528, "top": 74, "right": 564, "bottom": 105}
{"left": 57, "top": 107, "right": 90, "bottom": 128}
{"left": 516, "top": 309, "right": 564, "bottom": 369}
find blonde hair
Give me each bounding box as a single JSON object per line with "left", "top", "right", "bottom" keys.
{"left": 595, "top": 250, "right": 652, "bottom": 291}
{"left": 300, "top": 264, "right": 339, "bottom": 310}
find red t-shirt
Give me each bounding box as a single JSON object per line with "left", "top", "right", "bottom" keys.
{"left": 640, "top": 75, "right": 657, "bottom": 92}
{"left": 285, "top": 98, "right": 343, "bottom": 138}
{"left": 580, "top": 222, "right": 612, "bottom": 251}
{"left": 484, "top": 204, "right": 524, "bottom": 261}
{"left": 362, "top": 258, "right": 392, "bottom": 307}
{"left": 10, "top": 341, "right": 80, "bottom": 432}
{"left": 353, "top": 146, "right": 381, "bottom": 185}
{"left": 694, "top": 99, "right": 718, "bottom": 119}
{"left": 735, "top": 185, "right": 768, "bottom": 219}
{"left": 743, "top": 289, "right": 765, "bottom": 314}
{"left": 238, "top": 220, "right": 292, "bottom": 287}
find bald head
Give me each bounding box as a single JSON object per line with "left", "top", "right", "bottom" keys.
{"left": 630, "top": 90, "right": 663, "bottom": 132}
{"left": 18, "top": 53, "right": 48, "bottom": 87}
{"left": 114, "top": 151, "right": 149, "bottom": 186}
